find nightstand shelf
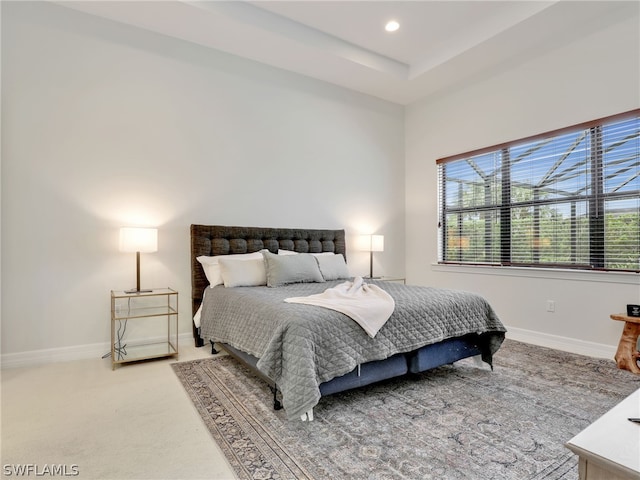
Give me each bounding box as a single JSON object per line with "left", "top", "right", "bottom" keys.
{"left": 110, "top": 288, "right": 179, "bottom": 369}
{"left": 368, "top": 276, "right": 406, "bottom": 284}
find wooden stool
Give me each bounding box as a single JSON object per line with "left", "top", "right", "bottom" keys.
{"left": 610, "top": 313, "right": 640, "bottom": 374}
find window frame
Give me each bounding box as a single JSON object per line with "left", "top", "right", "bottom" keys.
{"left": 436, "top": 109, "right": 640, "bottom": 273}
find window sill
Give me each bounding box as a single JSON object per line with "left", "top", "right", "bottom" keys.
{"left": 431, "top": 263, "right": 640, "bottom": 285}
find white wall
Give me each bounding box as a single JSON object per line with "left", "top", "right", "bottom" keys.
{"left": 1, "top": 3, "right": 405, "bottom": 363}
{"left": 3, "top": 1, "right": 638, "bottom": 366}
{"left": 406, "top": 10, "right": 640, "bottom": 356}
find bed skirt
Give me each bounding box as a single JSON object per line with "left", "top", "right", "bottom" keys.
{"left": 216, "top": 332, "right": 496, "bottom": 402}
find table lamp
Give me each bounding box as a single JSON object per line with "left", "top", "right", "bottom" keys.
{"left": 119, "top": 227, "right": 158, "bottom": 293}
{"left": 361, "top": 234, "right": 384, "bottom": 278}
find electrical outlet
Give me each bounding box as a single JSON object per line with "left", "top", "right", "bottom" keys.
{"left": 546, "top": 300, "right": 555, "bottom": 312}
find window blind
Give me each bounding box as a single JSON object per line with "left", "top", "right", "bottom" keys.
{"left": 437, "top": 110, "right": 640, "bottom": 272}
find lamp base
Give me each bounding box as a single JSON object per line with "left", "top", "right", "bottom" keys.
{"left": 125, "top": 251, "right": 153, "bottom": 294}
{"left": 124, "top": 288, "right": 153, "bottom": 294}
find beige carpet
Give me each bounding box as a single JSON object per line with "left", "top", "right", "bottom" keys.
{"left": 1, "top": 343, "right": 236, "bottom": 480}
{"left": 172, "top": 339, "right": 640, "bottom": 480}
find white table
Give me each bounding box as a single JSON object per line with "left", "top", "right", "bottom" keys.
{"left": 566, "top": 388, "right": 640, "bottom": 480}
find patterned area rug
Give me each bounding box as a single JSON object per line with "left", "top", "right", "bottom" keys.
{"left": 172, "top": 340, "right": 640, "bottom": 480}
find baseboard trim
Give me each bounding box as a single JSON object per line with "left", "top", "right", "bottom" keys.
{"left": 1, "top": 333, "right": 196, "bottom": 369}
{"left": 504, "top": 325, "right": 617, "bottom": 360}
{"left": 2, "top": 329, "right": 617, "bottom": 369}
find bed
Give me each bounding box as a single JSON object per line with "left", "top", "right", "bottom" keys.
{"left": 191, "top": 224, "right": 506, "bottom": 420}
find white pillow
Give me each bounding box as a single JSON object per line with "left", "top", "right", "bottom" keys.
{"left": 316, "top": 254, "right": 350, "bottom": 281}
{"left": 218, "top": 257, "right": 267, "bottom": 287}
{"left": 196, "top": 251, "right": 265, "bottom": 287}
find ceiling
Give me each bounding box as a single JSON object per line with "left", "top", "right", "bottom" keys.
{"left": 57, "top": 1, "right": 637, "bottom": 105}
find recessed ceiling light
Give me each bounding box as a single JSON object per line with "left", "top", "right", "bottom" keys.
{"left": 385, "top": 20, "right": 400, "bottom": 33}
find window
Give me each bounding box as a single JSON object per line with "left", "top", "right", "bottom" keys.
{"left": 437, "top": 110, "right": 640, "bottom": 272}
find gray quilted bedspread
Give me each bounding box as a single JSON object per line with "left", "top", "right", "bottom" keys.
{"left": 199, "top": 280, "right": 506, "bottom": 419}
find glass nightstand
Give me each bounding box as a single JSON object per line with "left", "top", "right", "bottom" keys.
{"left": 368, "top": 276, "right": 406, "bottom": 284}
{"left": 110, "top": 288, "right": 179, "bottom": 369}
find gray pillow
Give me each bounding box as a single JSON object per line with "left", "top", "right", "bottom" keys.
{"left": 316, "top": 254, "right": 350, "bottom": 281}
{"left": 262, "top": 250, "right": 325, "bottom": 287}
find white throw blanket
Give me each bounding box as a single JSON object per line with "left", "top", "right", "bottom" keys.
{"left": 284, "top": 277, "right": 395, "bottom": 338}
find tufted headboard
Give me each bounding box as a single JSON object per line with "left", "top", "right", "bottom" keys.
{"left": 190, "top": 224, "right": 346, "bottom": 345}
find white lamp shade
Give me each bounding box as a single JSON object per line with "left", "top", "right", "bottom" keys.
{"left": 371, "top": 235, "right": 384, "bottom": 252}
{"left": 119, "top": 227, "right": 158, "bottom": 253}
{"left": 358, "top": 234, "right": 384, "bottom": 252}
